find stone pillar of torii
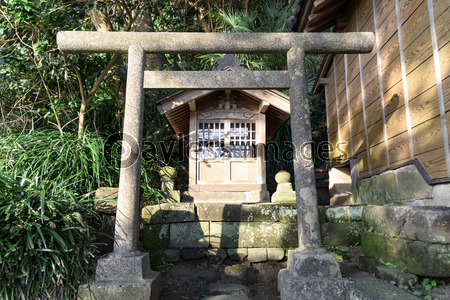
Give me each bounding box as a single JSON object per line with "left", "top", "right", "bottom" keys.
{"left": 58, "top": 32, "right": 373, "bottom": 299}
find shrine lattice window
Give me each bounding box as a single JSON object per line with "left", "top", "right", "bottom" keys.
{"left": 198, "top": 120, "right": 256, "bottom": 159}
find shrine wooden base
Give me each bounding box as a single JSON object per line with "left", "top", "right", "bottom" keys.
{"left": 182, "top": 190, "right": 270, "bottom": 203}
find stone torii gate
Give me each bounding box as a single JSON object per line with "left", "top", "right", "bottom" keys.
{"left": 58, "top": 32, "right": 373, "bottom": 299}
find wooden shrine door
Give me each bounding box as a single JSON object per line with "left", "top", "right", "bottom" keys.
{"left": 196, "top": 117, "right": 260, "bottom": 191}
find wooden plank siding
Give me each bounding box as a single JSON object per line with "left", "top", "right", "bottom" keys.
{"left": 322, "top": 0, "right": 449, "bottom": 180}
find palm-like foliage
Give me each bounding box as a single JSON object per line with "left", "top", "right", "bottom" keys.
{"left": 212, "top": 0, "right": 328, "bottom": 192}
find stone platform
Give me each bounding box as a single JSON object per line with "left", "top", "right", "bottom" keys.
{"left": 77, "top": 253, "right": 161, "bottom": 300}
{"left": 182, "top": 191, "right": 270, "bottom": 203}
{"left": 278, "top": 264, "right": 420, "bottom": 300}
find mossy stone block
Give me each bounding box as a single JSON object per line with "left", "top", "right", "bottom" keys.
{"left": 318, "top": 206, "right": 327, "bottom": 224}
{"left": 170, "top": 222, "right": 210, "bottom": 248}
{"left": 196, "top": 203, "right": 297, "bottom": 223}
{"left": 361, "top": 232, "right": 450, "bottom": 277}
{"left": 142, "top": 224, "right": 170, "bottom": 251}
{"left": 396, "top": 165, "right": 432, "bottom": 201}
{"left": 142, "top": 203, "right": 195, "bottom": 224}
{"left": 210, "top": 222, "right": 298, "bottom": 248}
{"left": 321, "top": 221, "right": 364, "bottom": 246}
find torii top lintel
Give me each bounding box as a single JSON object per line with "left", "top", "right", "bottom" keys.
{"left": 57, "top": 32, "right": 374, "bottom": 55}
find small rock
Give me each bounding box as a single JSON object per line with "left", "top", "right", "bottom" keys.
{"left": 207, "top": 248, "right": 228, "bottom": 264}
{"left": 163, "top": 249, "right": 180, "bottom": 263}
{"left": 374, "top": 265, "right": 418, "bottom": 287}
{"left": 94, "top": 199, "right": 117, "bottom": 214}
{"left": 202, "top": 296, "right": 250, "bottom": 300}
{"left": 247, "top": 248, "right": 267, "bottom": 263}
{"left": 180, "top": 248, "right": 206, "bottom": 260}
{"left": 202, "top": 283, "right": 251, "bottom": 297}
{"left": 267, "top": 248, "right": 285, "bottom": 261}
{"left": 227, "top": 248, "right": 248, "bottom": 261}
{"left": 221, "top": 264, "right": 249, "bottom": 284}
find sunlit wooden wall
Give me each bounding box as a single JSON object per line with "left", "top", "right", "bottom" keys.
{"left": 325, "top": 0, "right": 450, "bottom": 180}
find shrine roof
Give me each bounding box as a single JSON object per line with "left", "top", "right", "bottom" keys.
{"left": 156, "top": 54, "right": 291, "bottom": 139}
{"left": 156, "top": 89, "right": 291, "bottom": 140}
{"left": 287, "top": 0, "right": 350, "bottom": 33}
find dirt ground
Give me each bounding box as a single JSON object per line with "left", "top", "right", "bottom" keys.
{"left": 158, "top": 247, "right": 450, "bottom": 300}
{"left": 159, "top": 258, "right": 284, "bottom": 300}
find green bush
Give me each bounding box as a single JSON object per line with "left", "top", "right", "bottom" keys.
{"left": 0, "top": 175, "right": 99, "bottom": 299}
{"left": 0, "top": 128, "right": 113, "bottom": 298}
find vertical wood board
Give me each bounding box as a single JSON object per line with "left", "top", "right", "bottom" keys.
{"left": 351, "top": 110, "right": 366, "bottom": 136}
{"left": 369, "top": 141, "right": 387, "bottom": 169}
{"left": 376, "top": 0, "right": 396, "bottom": 27}
{"left": 402, "top": 1, "right": 430, "bottom": 51}
{"left": 435, "top": 7, "right": 450, "bottom": 49}
{"left": 329, "top": 115, "right": 339, "bottom": 136}
{"left": 388, "top": 131, "right": 411, "bottom": 164}
{"left": 336, "top": 56, "right": 347, "bottom": 97}
{"left": 409, "top": 85, "right": 440, "bottom": 127}
{"left": 339, "top": 103, "right": 349, "bottom": 126}
{"left": 384, "top": 80, "right": 405, "bottom": 116}
{"left": 385, "top": 105, "right": 408, "bottom": 138}
{"left": 365, "top": 78, "right": 381, "bottom": 108}
{"left": 443, "top": 76, "right": 450, "bottom": 112}
{"left": 352, "top": 129, "right": 367, "bottom": 154}
{"left": 404, "top": 30, "right": 433, "bottom": 75}
{"left": 367, "top": 119, "right": 385, "bottom": 147}
{"left": 328, "top": 95, "right": 337, "bottom": 119}
{"left": 377, "top": 8, "right": 398, "bottom": 48}
{"left": 407, "top": 56, "right": 437, "bottom": 101}
{"left": 381, "top": 54, "right": 403, "bottom": 94}
{"left": 356, "top": 151, "right": 370, "bottom": 175}
{"left": 366, "top": 97, "right": 383, "bottom": 127}
{"left": 358, "top": 0, "right": 375, "bottom": 30}
{"left": 348, "top": 76, "right": 363, "bottom": 103}
{"left": 380, "top": 32, "right": 400, "bottom": 71}
{"left": 350, "top": 92, "right": 364, "bottom": 116}
{"left": 433, "top": 0, "right": 450, "bottom": 19}
{"left": 362, "top": 57, "right": 379, "bottom": 90}
{"left": 415, "top": 147, "right": 448, "bottom": 179}
{"left": 412, "top": 115, "right": 444, "bottom": 155}
{"left": 340, "top": 123, "right": 352, "bottom": 160}
{"left": 398, "top": 0, "right": 425, "bottom": 24}
{"left": 439, "top": 42, "right": 450, "bottom": 83}
{"left": 347, "top": 54, "right": 361, "bottom": 83}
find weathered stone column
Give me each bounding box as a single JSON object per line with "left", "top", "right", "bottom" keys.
{"left": 77, "top": 45, "right": 161, "bottom": 300}
{"left": 283, "top": 47, "right": 341, "bottom": 279}
{"left": 287, "top": 47, "right": 322, "bottom": 250}
{"left": 113, "top": 44, "right": 146, "bottom": 253}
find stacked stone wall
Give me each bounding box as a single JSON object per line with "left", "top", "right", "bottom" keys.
{"left": 94, "top": 197, "right": 368, "bottom": 264}
{"left": 356, "top": 165, "right": 450, "bottom": 206}
{"left": 360, "top": 205, "right": 450, "bottom": 277}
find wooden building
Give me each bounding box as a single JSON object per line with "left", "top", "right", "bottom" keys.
{"left": 156, "top": 55, "right": 291, "bottom": 202}
{"left": 291, "top": 0, "right": 449, "bottom": 187}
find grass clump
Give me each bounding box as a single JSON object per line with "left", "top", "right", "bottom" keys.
{"left": 0, "top": 175, "right": 99, "bottom": 299}
{"left": 0, "top": 128, "right": 116, "bottom": 299}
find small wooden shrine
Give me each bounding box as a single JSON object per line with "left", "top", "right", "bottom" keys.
{"left": 156, "top": 55, "right": 291, "bottom": 202}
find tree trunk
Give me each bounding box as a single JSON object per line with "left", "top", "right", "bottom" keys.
{"left": 132, "top": 9, "right": 168, "bottom": 70}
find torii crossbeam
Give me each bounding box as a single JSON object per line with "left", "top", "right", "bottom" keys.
{"left": 58, "top": 32, "right": 373, "bottom": 300}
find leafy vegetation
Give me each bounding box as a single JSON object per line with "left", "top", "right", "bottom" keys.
{"left": 0, "top": 174, "right": 98, "bottom": 299}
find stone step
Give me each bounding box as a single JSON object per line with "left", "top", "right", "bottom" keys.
{"left": 202, "top": 283, "right": 252, "bottom": 298}
{"left": 202, "top": 296, "right": 251, "bottom": 300}
{"left": 340, "top": 264, "right": 421, "bottom": 300}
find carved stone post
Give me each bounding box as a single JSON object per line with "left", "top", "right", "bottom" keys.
{"left": 277, "top": 47, "right": 346, "bottom": 300}
{"left": 113, "top": 44, "right": 146, "bottom": 253}
{"left": 77, "top": 45, "right": 161, "bottom": 300}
